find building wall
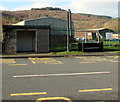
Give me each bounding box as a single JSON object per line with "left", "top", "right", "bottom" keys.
{"left": 49, "top": 35, "right": 74, "bottom": 43}
{"left": 0, "top": 13, "right": 2, "bottom": 54}
{"left": 75, "top": 31, "right": 92, "bottom": 39}
{"left": 49, "top": 35, "right": 74, "bottom": 51}
{"left": 75, "top": 29, "right": 114, "bottom": 40}
{"left": 3, "top": 28, "right": 50, "bottom": 54}
{"left": 3, "top": 29, "right": 17, "bottom": 54}
{"left": 25, "top": 17, "right": 74, "bottom": 36}
{"left": 37, "top": 29, "right": 49, "bottom": 53}
{"left": 3, "top": 17, "right": 75, "bottom": 53}
{"left": 3, "top": 27, "right": 72, "bottom": 53}
{"left": 0, "top": 25, "right": 3, "bottom": 54}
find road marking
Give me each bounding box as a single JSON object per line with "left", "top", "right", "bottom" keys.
{"left": 79, "top": 88, "right": 112, "bottom": 92}
{"left": 9, "top": 64, "right": 28, "bottom": 66}
{"left": 10, "top": 92, "right": 47, "bottom": 96}
{"left": 31, "top": 61, "right": 36, "bottom": 64}
{"left": 13, "top": 71, "right": 110, "bottom": 78}
{"left": 0, "top": 59, "right": 16, "bottom": 64}
{"left": 80, "top": 62, "right": 96, "bottom": 63}
{"left": 36, "top": 97, "right": 73, "bottom": 102}
{"left": 109, "top": 61, "right": 120, "bottom": 62}
{"left": 28, "top": 58, "right": 63, "bottom": 64}
{"left": 83, "top": 57, "right": 108, "bottom": 61}
{"left": 75, "top": 56, "right": 118, "bottom": 62}
{"left": 107, "top": 56, "right": 120, "bottom": 58}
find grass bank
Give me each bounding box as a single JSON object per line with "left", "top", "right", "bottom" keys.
{"left": 50, "top": 51, "right": 86, "bottom": 55}
{"left": 103, "top": 46, "right": 120, "bottom": 51}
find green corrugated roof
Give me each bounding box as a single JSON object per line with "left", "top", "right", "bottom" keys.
{"left": 24, "top": 17, "right": 69, "bottom": 23}
{"left": 13, "top": 17, "right": 74, "bottom": 26}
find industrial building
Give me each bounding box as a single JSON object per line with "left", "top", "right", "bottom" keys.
{"left": 2, "top": 17, "right": 74, "bottom": 54}
{"left": 75, "top": 28, "right": 114, "bottom": 40}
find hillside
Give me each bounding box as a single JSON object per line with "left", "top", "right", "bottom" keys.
{"left": 1, "top": 9, "right": 118, "bottom": 31}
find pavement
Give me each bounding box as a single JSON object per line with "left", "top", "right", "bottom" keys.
{"left": 0, "top": 51, "right": 120, "bottom": 58}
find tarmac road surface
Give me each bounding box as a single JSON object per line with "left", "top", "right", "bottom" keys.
{"left": 2, "top": 56, "right": 119, "bottom": 102}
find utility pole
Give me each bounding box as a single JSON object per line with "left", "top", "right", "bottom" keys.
{"left": 67, "top": 9, "right": 72, "bottom": 52}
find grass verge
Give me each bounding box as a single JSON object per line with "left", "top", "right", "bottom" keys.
{"left": 50, "top": 51, "right": 86, "bottom": 55}
{"left": 103, "top": 46, "right": 120, "bottom": 50}
{"left": 110, "top": 51, "right": 120, "bottom": 53}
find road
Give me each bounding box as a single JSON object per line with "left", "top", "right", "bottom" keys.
{"left": 2, "top": 56, "right": 119, "bottom": 102}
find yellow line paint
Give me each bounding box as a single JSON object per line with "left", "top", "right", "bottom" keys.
{"left": 36, "top": 97, "right": 73, "bottom": 102}
{"left": 10, "top": 92, "right": 47, "bottom": 96}
{"left": 80, "top": 62, "right": 96, "bottom": 63}
{"left": 107, "top": 56, "right": 120, "bottom": 58}
{"left": 76, "top": 56, "right": 120, "bottom": 62}
{"left": 1, "top": 59, "right": 16, "bottom": 64}
{"left": 79, "top": 88, "right": 112, "bottom": 92}
{"left": 42, "top": 60, "right": 52, "bottom": 62}
{"left": 57, "top": 61, "right": 63, "bottom": 64}
{"left": 109, "top": 61, "right": 120, "bottom": 62}
{"left": 31, "top": 61, "right": 36, "bottom": 64}
{"left": 41, "top": 58, "right": 53, "bottom": 60}
{"left": 46, "top": 63, "right": 63, "bottom": 64}
{"left": 29, "top": 57, "right": 63, "bottom": 64}
{"left": 9, "top": 64, "right": 27, "bottom": 66}
{"left": 44, "top": 61, "right": 63, "bottom": 64}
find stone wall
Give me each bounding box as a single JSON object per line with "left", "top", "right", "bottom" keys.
{"left": 0, "top": 12, "right": 2, "bottom": 54}
{"left": 3, "top": 30, "right": 17, "bottom": 54}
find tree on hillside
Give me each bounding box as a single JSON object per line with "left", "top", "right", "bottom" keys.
{"left": 31, "top": 7, "right": 66, "bottom": 11}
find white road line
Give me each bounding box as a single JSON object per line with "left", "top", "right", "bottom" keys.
{"left": 13, "top": 71, "right": 110, "bottom": 78}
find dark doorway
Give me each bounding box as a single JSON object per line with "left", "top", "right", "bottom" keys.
{"left": 92, "top": 33, "right": 97, "bottom": 40}
{"left": 17, "top": 31, "right": 35, "bottom": 52}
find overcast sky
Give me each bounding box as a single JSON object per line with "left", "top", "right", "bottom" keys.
{"left": 0, "top": 0, "right": 119, "bottom": 18}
